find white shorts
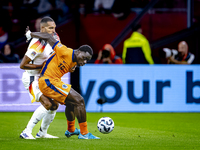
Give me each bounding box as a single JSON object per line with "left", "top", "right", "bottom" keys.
{"left": 22, "top": 71, "right": 42, "bottom": 103}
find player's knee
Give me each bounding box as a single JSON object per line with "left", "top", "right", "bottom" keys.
{"left": 39, "top": 95, "right": 52, "bottom": 110}
{"left": 43, "top": 102, "right": 52, "bottom": 110}
{"left": 77, "top": 97, "right": 85, "bottom": 107}
{"left": 51, "top": 103, "right": 59, "bottom": 110}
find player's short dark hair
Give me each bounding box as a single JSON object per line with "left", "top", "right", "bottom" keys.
{"left": 79, "top": 45, "right": 93, "bottom": 56}
{"left": 40, "top": 16, "right": 54, "bottom": 24}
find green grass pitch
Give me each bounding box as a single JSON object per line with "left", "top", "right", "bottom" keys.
{"left": 0, "top": 112, "right": 200, "bottom": 150}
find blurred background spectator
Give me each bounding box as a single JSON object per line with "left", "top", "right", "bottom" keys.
{"left": 0, "top": 43, "right": 20, "bottom": 63}
{"left": 95, "top": 44, "right": 123, "bottom": 64}
{"left": 111, "top": 0, "right": 131, "bottom": 20}
{"left": 93, "top": 0, "right": 131, "bottom": 20}
{"left": 94, "top": 0, "right": 115, "bottom": 14}
{"left": 0, "top": 26, "right": 8, "bottom": 51}
{"left": 161, "top": 41, "right": 195, "bottom": 64}
{"left": 122, "top": 24, "right": 154, "bottom": 64}
{"left": 34, "top": 17, "right": 42, "bottom": 32}
{"left": 0, "top": 0, "right": 199, "bottom": 64}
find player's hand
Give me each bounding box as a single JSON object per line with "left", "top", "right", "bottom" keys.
{"left": 52, "top": 32, "right": 60, "bottom": 41}
{"left": 69, "top": 65, "right": 77, "bottom": 73}
{"left": 42, "top": 60, "right": 47, "bottom": 67}
{"left": 25, "top": 26, "right": 32, "bottom": 42}
{"left": 25, "top": 26, "right": 29, "bottom": 33}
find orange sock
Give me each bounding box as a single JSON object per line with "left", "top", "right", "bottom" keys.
{"left": 79, "top": 122, "right": 89, "bottom": 135}
{"left": 67, "top": 120, "right": 75, "bottom": 133}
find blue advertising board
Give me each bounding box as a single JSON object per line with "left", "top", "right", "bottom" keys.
{"left": 0, "top": 64, "right": 70, "bottom": 112}
{"left": 80, "top": 64, "right": 200, "bottom": 112}
{"left": 1, "top": 64, "right": 200, "bottom": 112}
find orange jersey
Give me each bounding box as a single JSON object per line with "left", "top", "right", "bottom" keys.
{"left": 40, "top": 41, "right": 77, "bottom": 78}
{"left": 39, "top": 76, "right": 71, "bottom": 104}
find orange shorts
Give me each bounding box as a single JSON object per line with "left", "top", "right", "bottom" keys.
{"left": 39, "top": 76, "right": 71, "bottom": 104}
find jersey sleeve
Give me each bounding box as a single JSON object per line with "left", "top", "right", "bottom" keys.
{"left": 52, "top": 42, "right": 72, "bottom": 57}
{"left": 25, "top": 38, "right": 46, "bottom": 60}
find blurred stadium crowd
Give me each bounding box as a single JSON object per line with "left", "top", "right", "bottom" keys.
{"left": 0, "top": 0, "right": 200, "bottom": 64}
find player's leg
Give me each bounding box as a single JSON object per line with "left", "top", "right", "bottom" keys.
{"left": 64, "top": 104, "right": 80, "bottom": 137}
{"left": 65, "top": 104, "right": 75, "bottom": 132}
{"left": 39, "top": 77, "right": 75, "bottom": 138}
{"left": 65, "top": 88, "right": 100, "bottom": 139}
{"left": 20, "top": 94, "right": 58, "bottom": 139}
{"left": 31, "top": 79, "right": 59, "bottom": 138}
{"left": 20, "top": 104, "right": 48, "bottom": 138}
{"left": 20, "top": 75, "right": 42, "bottom": 139}
{"left": 36, "top": 95, "right": 59, "bottom": 138}
{"left": 20, "top": 78, "right": 59, "bottom": 139}
{"left": 41, "top": 96, "right": 59, "bottom": 135}
{"left": 20, "top": 104, "right": 47, "bottom": 139}
{"left": 38, "top": 77, "right": 98, "bottom": 139}
{"left": 39, "top": 94, "right": 58, "bottom": 110}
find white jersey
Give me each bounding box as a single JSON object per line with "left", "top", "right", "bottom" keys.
{"left": 22, "top": 33, "right": 60, "bottom": 102}
{"left": 22, "top": 38, "right": 54, "bottom": 102}
{"left": 25, "top": 38, "right": 54, "bottom": 76}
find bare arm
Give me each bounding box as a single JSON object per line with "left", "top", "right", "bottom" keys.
{"left": 168, "top": 56, "right": 188, "bottom": 64}
{"left": 20, "top": 55, "right": 45, "bottom": 70}
{"left": 30, "top": 32, "right": 57, "bottom": 47}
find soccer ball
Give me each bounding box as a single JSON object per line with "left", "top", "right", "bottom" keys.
{"left": 97, "top": 117, "right": 114, "bottom": 134}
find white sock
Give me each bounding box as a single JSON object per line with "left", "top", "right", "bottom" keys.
{"left": 39, "top": 110, "right": 57, "bottom": 135}
{"left": 25, "top": 105, "right": 48, "bottom": 133}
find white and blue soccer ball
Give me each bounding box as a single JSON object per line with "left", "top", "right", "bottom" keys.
{"left": 97, "top": 117, "right": 114, "bottom": 134}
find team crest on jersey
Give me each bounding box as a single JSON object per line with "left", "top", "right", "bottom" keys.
{"left": 62, "top": 84, "right": 68, "bottom": 89}
{"left": 58, "top": 43, "right": 62, "bottom": 47}
{"left": 31, "top": 51, "right": 36, "bottom": 57}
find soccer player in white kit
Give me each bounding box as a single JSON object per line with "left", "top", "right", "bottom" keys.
{"left": 20, "top": 17, "right": 60, "bottom": 139}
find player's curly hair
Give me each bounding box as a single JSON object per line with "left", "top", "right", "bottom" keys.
{"left": 79, "top": 45, "right": 93, "bottom": 56}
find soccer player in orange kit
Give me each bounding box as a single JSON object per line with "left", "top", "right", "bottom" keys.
{"left": 25, "top": 28, "right": 100, "bottom": 139}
